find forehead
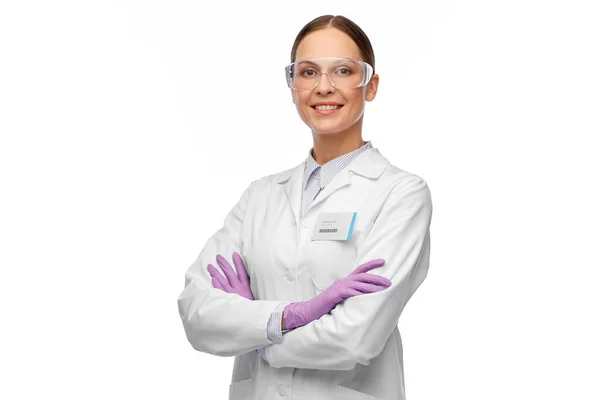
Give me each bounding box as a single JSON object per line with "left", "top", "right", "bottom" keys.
{"left": 295, "top": 28, "right": 363, "bottom": 61}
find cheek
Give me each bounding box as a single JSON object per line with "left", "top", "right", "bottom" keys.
{"left": 296, "top": 98, "right": 315, "bottom": 125}
{"left": 344, "top": 95, "right": 365, "bottom": 115}
{"left": 295, "top": 92, "right": 309, "bottom": 104}
{"left": 295, "top": 102, "right": 309, "bottom": 122}
{"left": 348, "top": 89, "right": 366, "bottom": 104}
{"left": 339, "top": 89, "right": 365, "bottom": 113}
{"left": 294, "top": 93, "right": 308, "bottom": 112}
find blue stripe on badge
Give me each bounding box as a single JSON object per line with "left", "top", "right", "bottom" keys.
{"left": 346, "top": 212, "right": 357, "bottom": 240}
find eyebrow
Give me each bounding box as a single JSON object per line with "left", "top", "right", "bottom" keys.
{"left": 296, "top": 59, "right": 354, "bottom": 67}
{"left": 296, "top": 60, "right": 321, "bottom": 67}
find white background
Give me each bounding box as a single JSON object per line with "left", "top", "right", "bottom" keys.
{"left": 1, "top": 1, "right": 599, "bottom": 399}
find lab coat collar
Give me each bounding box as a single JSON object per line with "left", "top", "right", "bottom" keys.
{"left": 276, "top": 147, "right": 390, "bottom": 225}
{"left": 276, "top": 147, "right": 389, "bottom": 184}
{"left": 303, "top": 141, "right": 374, "bottom": 191}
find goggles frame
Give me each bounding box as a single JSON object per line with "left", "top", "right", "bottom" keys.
{"left": 285, "top": 57, "right": 374, "bottom": 91}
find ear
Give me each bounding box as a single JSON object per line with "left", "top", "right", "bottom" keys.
{"left": 291, "top": 89, "right": 296, "bottom": 104}
{"left": 365, "top": 73, "right": 379, "bottom": 102}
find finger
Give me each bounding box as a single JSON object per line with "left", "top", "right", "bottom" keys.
{"left": 207, "top": 263, "right": 231, "bottom": 290}
{"left": 349, "top": 281, "right": 390, "bottom": 294}
{"left": 351, "top": 258, "right": 385, "bottom": 275}
{"left": 349, "top": 273, "right": 392, "bottom": 287}
{"left": 232, "top": 252, "right": 250, "bottom": 286}
{"left": 216, "top": 254, "right": 240, "bottom": 287}
{"left": 338, "top": 287, "right": 364, "bottom": 300}
{"left": 212, "top": 277, "right": 225, "bottom": 291}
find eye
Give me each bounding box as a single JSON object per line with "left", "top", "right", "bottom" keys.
{"left": 300, "top": 68, "right": 317, "bottom": 77}
{"left": 336, "top": 67, "right": 352, "bottom": 75}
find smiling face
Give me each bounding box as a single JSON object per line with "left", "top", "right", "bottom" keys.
{"left": 292, "top": 27, "right": 379, "bottom": 137}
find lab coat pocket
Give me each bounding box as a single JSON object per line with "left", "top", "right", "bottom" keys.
{"left": 229, "top": 378, "right": 253, "bottom": 400}
{"left": 346, "top": 218, "right": 374, "bottom": 247}
{"left": 336, "top": 384, "right": 382, "bottom": 400}
{"left": 309, "top": 219, "right": 375, "bottom": 295}
{"left": 310, "top": 274, "right": 326, "bottom": 294}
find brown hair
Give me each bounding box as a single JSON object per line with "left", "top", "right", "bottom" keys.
{"left": 290, "top": 15, "right": 376, "bottom": 74}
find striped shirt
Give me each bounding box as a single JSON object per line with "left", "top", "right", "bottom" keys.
{"left": 301, "top": 141, "right": 373, "bottom": 218}
{"left": 256, "top": 141, "right": 373, "bottom": 361}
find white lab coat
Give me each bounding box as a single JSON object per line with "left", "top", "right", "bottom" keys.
{"left": 178, "top": 147, "right": 433, "bottom": 400}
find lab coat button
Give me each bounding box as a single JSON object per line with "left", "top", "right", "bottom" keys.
{"left": 277, "top": 384, "right": 286, "bottom": 396}
{"left": 285, "top": 270, "right": 294, "bottom": 281}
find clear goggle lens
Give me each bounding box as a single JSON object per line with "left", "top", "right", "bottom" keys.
{"left": 285, "top": 57, "right": 373, "bottom": 91}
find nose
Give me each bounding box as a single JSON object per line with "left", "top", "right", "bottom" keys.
{"left": 314, "top": 72, "right": 335, "bottom": 94}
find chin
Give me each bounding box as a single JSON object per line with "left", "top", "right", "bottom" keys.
{"left": 310, "top": 124, "right": 350, "bottom": 135}
{"left": 309, "top": 116, "right": 358, "bottom": 134}
{"left": 303, "top": 109, "right": 363, "bottom": 136}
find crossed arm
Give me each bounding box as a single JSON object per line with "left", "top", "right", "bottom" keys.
{"left": 259, "top": 177, "right": 432, "bottom": 370}
{"left": 199, "top": 176, "right": 432, "bottom": 370}
{"left": 177, "top": 179, "right": 288, "bottom": 356}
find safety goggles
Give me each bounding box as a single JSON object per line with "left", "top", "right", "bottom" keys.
{"left": 285, "top": 57, "right": 374, "bottom": 91}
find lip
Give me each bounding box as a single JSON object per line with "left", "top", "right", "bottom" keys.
{"left": 311, "top": 103, "right": 344, "bottom": 115}
{"left": 311, "top": 102, "right": 344, "bottom": 107}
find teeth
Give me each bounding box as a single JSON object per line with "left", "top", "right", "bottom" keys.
{"left": 315, "top": 105, "right": 342, "bottom": 110}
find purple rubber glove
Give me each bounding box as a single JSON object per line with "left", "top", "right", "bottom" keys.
{"left": 283, "top": 258, "right": 391, "bottom": 330}
{"left": 207, "top": 252, "right": 254, "bottom": 301}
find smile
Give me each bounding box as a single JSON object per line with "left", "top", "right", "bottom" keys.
{"left": 311, "top": 104, "right": 343, "bottom": 115}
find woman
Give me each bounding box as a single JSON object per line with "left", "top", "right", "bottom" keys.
{"left": 178, "top": 15, "right": 433, "bottom": 400}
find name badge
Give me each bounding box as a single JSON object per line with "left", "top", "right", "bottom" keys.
{"left": 311, "top": 212, "right": 357, "bottom": 241}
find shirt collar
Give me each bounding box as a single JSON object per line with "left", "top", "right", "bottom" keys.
{"left": 302, "top": 141, "right": 373, "bottom": 190}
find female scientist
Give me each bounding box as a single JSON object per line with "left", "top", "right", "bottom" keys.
{"left": 177, "top": 14, "right": 433, "bottom": 400}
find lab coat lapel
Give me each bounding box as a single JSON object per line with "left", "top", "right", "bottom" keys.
{"left": 277, "top": 161, "right": 305, "bottom": 226}
{"left": 304, "top": 148, "right": 390, "bottom": 216}
{"left": 304, "top": 169, "right": 351, "bottom": 214}
{"left": 276, "top": 148, "right": 390, "bottom": 225}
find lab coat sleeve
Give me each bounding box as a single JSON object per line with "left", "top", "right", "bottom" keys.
{"left": 177, "top": 180, "right": 286, "bottom": 357}
{"left": 264, "top": 175, "right": 432, "bottom": 370}
{"left": 256, "top": 302, "right": 291, "bottom": 361}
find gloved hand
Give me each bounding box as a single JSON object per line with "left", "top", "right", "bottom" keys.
{"left": 207, "top": 252, "right": 255, "bottom": 301}
{"left": 283, "top": 258, "right": 391, "bottom": 331}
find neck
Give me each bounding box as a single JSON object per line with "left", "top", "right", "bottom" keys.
{"left": 311, "top": 118, "right": 365, "bottom": 165}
